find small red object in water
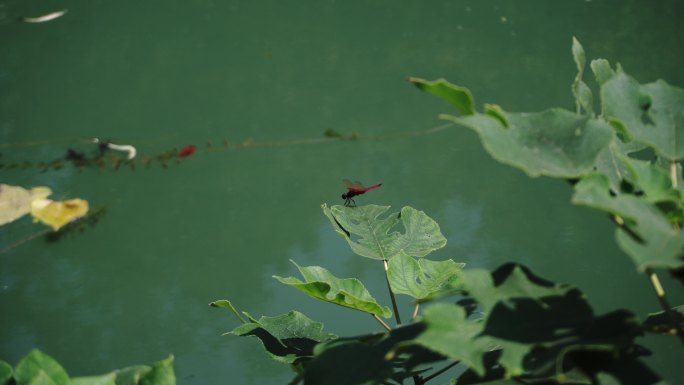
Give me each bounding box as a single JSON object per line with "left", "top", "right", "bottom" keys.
{"left": 178, "top": 145, "right": 197, "bottom": 158}
{"left": 341, "top": 179, "right": 382, "bottom": 206}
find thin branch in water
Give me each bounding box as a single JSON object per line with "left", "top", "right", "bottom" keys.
{"left": 372, "top": 314, "right": 392, "bottom": 332}
{"left": 383, "top": 259, "right": 402, "bottom": 326}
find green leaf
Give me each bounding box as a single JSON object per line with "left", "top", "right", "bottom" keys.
{"left": 590, "top": 59, "right": 615, "bottom": 86}
{"left": 572, "top": 174, "right": 684, "bottom": 270}
{"left": 572, "top": 37, "right": 594, "bottom": 116}
{"left": 14, "top": 349, "right": 70, "bottom": 385}
{"left": 413, "top": 303, "right": 491, "bottom": 376}
{"left": 643, "top": 305, "right": 684, "bottom": 334}
{"left": 209, "top": 299, "right": 246, "bottom": 323}
{"left": 387, "top": 252, "right": 464, "bottom": 300}
{"left": 304, "top": 340, "right": 394, "bottom": 385}
{"left": 229, "top": 310, "right": 336, "bottom": 364}
{"left": 72, "top": 373, "right": 116, "bottom": 385}
{"left": 619, "top": 155, "right": 681, "bottom": 204}
{"left": 138, "top": 356, "right": 174, "bottom": 385}
{"left": 322, "top": 204, "right": 446, "bottom": 261}
{"left": 113, "top": 366, "right": 150, "bottom": 385}
{"left": 409, "top": 77, "right": 476, "bottom": 115}
{"left": 0, "top": 361, "right": 12, "bottom": 385}
{"left": 458, "top": 263, "right": 572, "bottom": 314}
{"left": 600, "top": 66, "right": 684, "bottom": 161}
{"left": 445, "top": 108, "right": 613, "bottom": 178}
{"left": 274, "top": 260, "right": 391, "bottom": 317}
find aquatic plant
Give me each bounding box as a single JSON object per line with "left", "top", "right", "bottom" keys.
{"left": 211, "top": 38, "right": 683, "bottom": 385}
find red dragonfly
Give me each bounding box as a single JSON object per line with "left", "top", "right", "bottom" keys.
{"left": 342, "top": 179, "right": 382, "bottom": 207}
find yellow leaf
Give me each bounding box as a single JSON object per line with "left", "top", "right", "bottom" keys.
{"left": 0, "top": 184, "right": 52, "bottom": 226}
{"left": 30, "top": 198, "right": 89, "bottom": 231}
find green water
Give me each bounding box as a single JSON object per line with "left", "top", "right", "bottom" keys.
{"left": 1, "top": 1, "right": 683, "bottom": 384}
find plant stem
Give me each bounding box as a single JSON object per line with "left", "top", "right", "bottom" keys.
{"left": 372, "top": 314, "right": 392, "bottom": 332}
{"left": 671, "top": 160, "right": 678, "bottom": 188}
{"left": 645, "top": 268, "right": 684, "bottom": 344}
{"left": 383, "top": 259, "right": 402, "bottom": 326}
{"left": 412, "top": 303, "right": 420, "bottom": 319}
{"left": 421, "top": 361, "right": 460, "bottom": 382}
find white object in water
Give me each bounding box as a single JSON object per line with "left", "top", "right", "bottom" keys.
{"left": 21, "top": 9, "right": 67, "bottom": 23}
{"left": 93, "top": 138, "right": 137, "bottom": 160}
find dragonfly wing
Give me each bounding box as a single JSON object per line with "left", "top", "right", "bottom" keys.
{"left": 343, "top": 179, "right": 365, "bottom": 190}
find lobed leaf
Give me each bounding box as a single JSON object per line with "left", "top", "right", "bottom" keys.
{"left": 387, "top": 252, "right": 464, "bottom": 300}
{"left": 322, "top": 204, "right": 446, "bottom": 261}
{"left": 229, "top": 310, "right": 336, "bottom": 364}
{"left": 600, "top": 66, "right": 684, "bottom": 161}
{"left": 274, "top": 260, "right": 391, "bottom": 317}
{"left": 572, "top": 174, "right": 684, "bottom": 270}
{"left": 444, "top": 108, "right": 613, "bottom": 178}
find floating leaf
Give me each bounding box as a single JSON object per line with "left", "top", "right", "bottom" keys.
{"left": 31, "top": 198, "right": 89, "bottom": 231}
{"left": 72, "top": 372, "right": 116, "bottom": 385}
{"left": 274, "top": 260, "right": 391, "bottom": 318}
{"left": 572, "top": 174, "right": 684, "bottom": 270}
{"left": 321, "top": 204, "right": 446, "bottom": 261}
{"left": 443, "top": 108, "right": 613, "bottom": 178}
{"left": 14, "top": 349, "right": 70, "bottom": 385}
{"left": 408, "top": 77, "right": 476, "bottom": 115}
{"left": 387, "top": 252, "right": 464, "bottom": 299}
{"left": 600, "top": 66, "right": 684, "bottom": 161}
{"left": 0, "top": 184, "right": 52, "bottom": 226}
{"left": 229, "top": 310, "right": 336, "bottom": 364}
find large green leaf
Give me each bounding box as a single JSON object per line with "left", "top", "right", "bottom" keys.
{"left": 457, "top": 263, "right": 569, "bottom": 314}
{"left": 408, "top": 77, "right": 476, "bottom": 115}
{"left": 600, "top": 66, "right": 684, "bottom": 161}
{"left": 387, "top": 252, "right": 464, "bottom": 300}
{"left": 619, "top": 155, "right": 681, "bottom": 204}
{"left": 14, "top": 350, "right": 70, "bottom": 385}
{"left": 572, "top": 174, "right": 684, "bottom": 270}
{"left": 444, "top": 108, "right": 613, "bottom": 178}
{"left": 304, "top": 323, "right": 432, "bottom": 385}
{"left": 229, "top": 310, "right": 337, "bottom": 364}
{"left": 0, "top": 361, "right": 12, "bottom": 385}
{"left": 274, "top": 261, "right": 391, "bottom": 317}
{"left": 322, "top": 204, "right": 446, "bottom": 261}
{"left": 413, "top": 303, "right": 491, "bottom": 376}
{"left": 72, "top": 373, "right": 116, "bottom": 385}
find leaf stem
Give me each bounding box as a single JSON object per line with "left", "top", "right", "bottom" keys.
{"left": 412, "top": 303, "right": 420, "bottom": 319}
{"left": 670, "top": 160, "right": 678, "bottom": 188}
{"left": 372, "top": 314, "right": 392, "bottom": 332}
{"left": 645, "top": 268, "right": 684, "bottom": 344}
{"left": 421, "top": 360, "right": 460, "bottom": 382}
{"left": 383, "top": 259, "right": 402, "bottom": 326}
